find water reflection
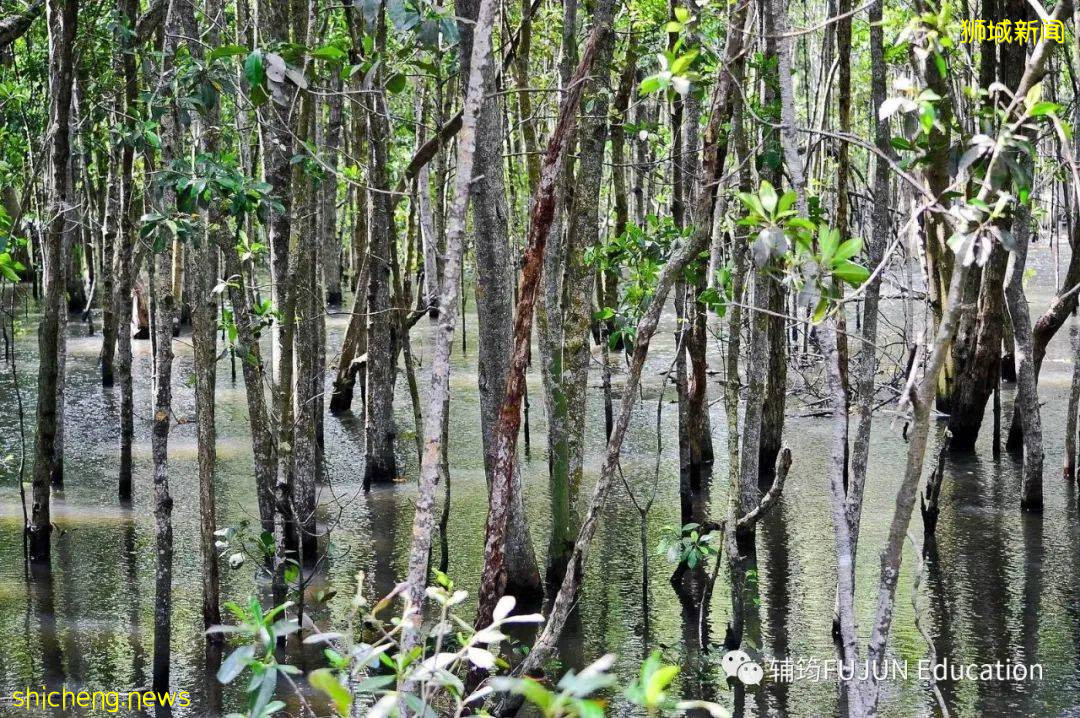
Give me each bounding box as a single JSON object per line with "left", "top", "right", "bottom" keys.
{"left": 2, "top": 249, "right": 1080, "bottom": 716}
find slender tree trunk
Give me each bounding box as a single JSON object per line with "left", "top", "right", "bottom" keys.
{"left": 1065, "top": 313, "right": 1080, "bottom": 483}
{"left": 455, "top": 0, "right": 543, "bottom": 600}
{"left": 194, "top": 0, "right": 223, "bottom": 634}
{"left": 537, "top": 0, "right": 576, "bottom": 582}
{"left": 99, "top": 147, "right": 119, "bottom": 386}
{"left": 149, "top": 0, "right": 189, "bottom": 691}
{"left": 474, "top": 17, "right": 608, "bottom": 632}
{"left": 1007, "top": 207, "right": 1044, "bottom": 512}
{"left": 255, "top": 0, "right": 297, "bottom": 542}
{"left": 29, "top": 0, "right": 78, "bottom": 564}
{"left": 402, "top": 0, "right": 498, "bottom": 648}
{"left": 321, "top": 75, "right": 343, "bottom": 308}
{"left": 363, "top": 8, "right": 399, "bottom": 488}
{"left": 289, "top": 6, "right": 319, "bottom": 562}
{"left": 115, "top": 0, "right": 138, "bottom": 502}
{"left": 560, "top": 0, "right": 616, "bottom": 574}
{"left": 845, "top": 0, "right": 889, "bottom": 586}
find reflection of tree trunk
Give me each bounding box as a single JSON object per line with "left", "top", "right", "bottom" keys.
{"left": 760, "top": 506, "right": 792, "bottom": 715}
{"left": 922, "top": 535, "right": 958, "bottom": 714}
{"left": 123, "top": 518, "right": 147, "bottom": 690}
{"left": 30, "top": 562, "right": 64, "bottom": 686}
{"left": 1019, "top": 514, "right": 1043, "bottom": 674}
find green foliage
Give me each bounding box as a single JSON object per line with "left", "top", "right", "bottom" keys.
{"left": 586, "top": 214, "right": 691, "bottom": 351}
{"left": 735, "top": 181, "right": 870, "bottom": 322}
{"left": 207, "top": 597, "right": 300, "bottom": 718}
{"left": 657, "top": 523, "right": 720, "bottom": 570}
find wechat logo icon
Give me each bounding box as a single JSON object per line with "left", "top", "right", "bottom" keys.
{"left": 722, "top": 649, "right": 764, "bottom": 686}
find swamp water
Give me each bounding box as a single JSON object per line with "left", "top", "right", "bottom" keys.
{"left": 2, "top": 242, "right": 1080, "bottom": 717}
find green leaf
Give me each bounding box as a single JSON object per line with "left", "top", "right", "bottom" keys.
{"left": 832, "top": 237, "right": 862, "bottom": 263}
{"left": 776, "top": 190, "right": 797, "bottom": 214}
{"left": 386, "top": 73, "right": 407, "bottom": 94}
{"left": 674, "top": 6, "right": 691, "bottom": 22}
{"left": 663, "top": 20, "right": 683, "bottom": 32}
{"left": 217, "top": 645, "right": 254, "bottom": 683}
{"left": 758, "top": 180, "right": 778, "bottom": 215}
{"left": 311, "top": 44, "right": 347, "bottom": 62}
{"left": 832, "top": 260, "right": 870, "bottom": 286}
{"left": 245, "top": 50, "right": 265, "bottom": 88}
{"left": 818, "top": 225, "right": 840, "bottom": 260}
{"left": 1027, "top": 101, "right": 1059, "bottom": 118}
{"left": 670, "top": 50, "right": 698, "bottom": 75}
{"left": 1024, "top": 82, "right": 1043, "bottom": 109}
{"left": 309, "top": 669, "right": 352, "bottom": 715}
{"left": 210, "top": 44, "right": 248, "bottom": 61}
{"left": 646, "top": 665, "right": 680, "bottom": 705}
{"left": 639, "top": 74, "right": 664, "bottom": 95}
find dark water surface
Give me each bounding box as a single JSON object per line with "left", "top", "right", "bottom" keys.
{"left": 3, "top": 242, "right": 1080, "bottom": 717}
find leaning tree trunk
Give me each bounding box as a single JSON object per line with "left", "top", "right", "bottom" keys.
{"left": 473, "top": 17, "right": 607, "bottom": 633}
{"left": 29, "top": 0, "right": 78, "bottom": 564}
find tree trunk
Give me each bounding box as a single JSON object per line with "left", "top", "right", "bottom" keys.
{"left": 537, "top": 0, "right": 576, "bottom": 583}
{"left": 115, "top": 0, "right": 138, "bottom": 502}
{"left": 255, "top": 0, "right": 297, "bottom": 535}
{"left": 507, "top": 11, "right": 746, "bottom": 681}
{"left": 1065, "top": 313, "right": 1080, "bottom": 483}
{"left": 455, "top": 0, "right": 543, "bottom": 600}
{"left": 401, "top": 0, "right": 498, "bottom": 649}
{"left": 473, "top": 16, "right": 608, "bottom": 633}
{"left": 194, "top": 0, "right": 223, "bottom": 634}
{"left": 321, "top": 75, "right": 343, "bottom": 308}
{"left": 98, "top": 147, "right": 119, "bottom": 386}
{"left": 845, "top": 0, "right": 889, "bottom": 589}
{"left": 1006, "top": 207, "right": 1044, "bottom": 512}
{"left": 362, "top": 8, "right": 399, "bottom": 488}
{"left": 29, "top": 0, "right": 78, "bottom": 564}
{"left": 560, "top": 0, "right": 616, "bottom": 574}
{"left": 149, "top": 0, "right": 189, "bottom": 691}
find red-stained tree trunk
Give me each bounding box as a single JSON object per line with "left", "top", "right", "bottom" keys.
{"left": 473, "top": 21, "right": 608, "bottom": 632}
